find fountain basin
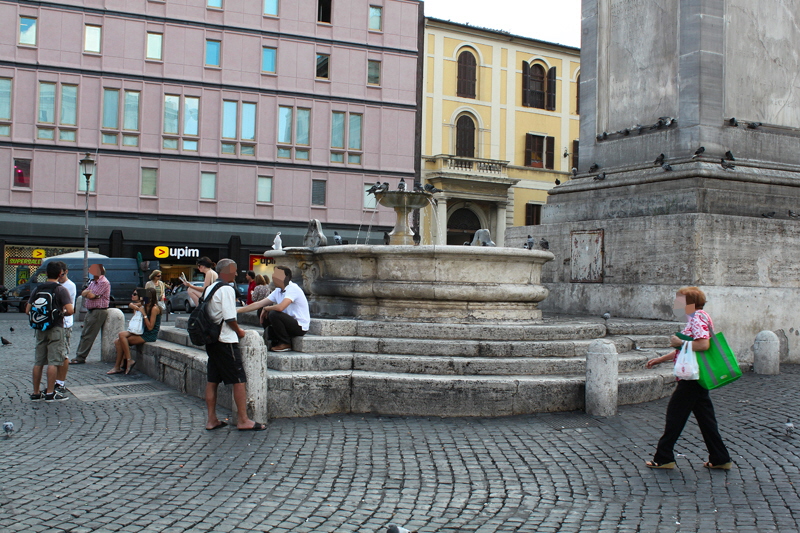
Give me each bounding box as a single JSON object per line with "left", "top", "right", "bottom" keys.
{"left": 281, "top": 245, "right": 554, "bottom": 323}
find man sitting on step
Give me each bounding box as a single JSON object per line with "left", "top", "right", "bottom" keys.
{"left": 237, "top": 266, "right": 309, "bottom": 352}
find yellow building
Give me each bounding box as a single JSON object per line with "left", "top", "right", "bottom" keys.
{"left": 421, "top": 18, "right": 580, "bottom": 245}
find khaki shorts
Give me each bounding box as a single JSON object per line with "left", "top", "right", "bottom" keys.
{"left": 34, "top": 327, "right": 66, "bottom": 367}
{"left": 62, "top": 327, "right": 72, "bottom": 359}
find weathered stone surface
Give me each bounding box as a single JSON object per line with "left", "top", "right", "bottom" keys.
{"left": 100, "top": 308, "right": 125, "bottom": 364}
{"left": 753, "top": 330, "right": 780, "bottom": 375}
{"left": 238, "top": 330, "right": 268, "bottom": 423}
{"left": 267, "top": 371, "right": 351, "bottom": 418}
{"left": 585, "top": 340, "right": 618, "bottom": 417}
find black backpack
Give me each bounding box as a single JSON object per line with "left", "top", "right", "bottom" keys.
{"left": 29, "top": 282, "right": 61, "bottom": 331}
{"left": 187, "top": 282, "right": 225, "bottom": 346}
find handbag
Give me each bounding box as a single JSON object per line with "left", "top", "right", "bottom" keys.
{"left": 674, "top": 341, "right": 699, "bottom": 380}
{"left": 697, "top": 326, "right": 742, "bottom": 390}
{"left": 128, "top": 312, "right": 144, "bottom": 335}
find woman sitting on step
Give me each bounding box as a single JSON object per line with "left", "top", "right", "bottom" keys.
{"left": 107, "top": 287, "right": 162, "bottom": 375}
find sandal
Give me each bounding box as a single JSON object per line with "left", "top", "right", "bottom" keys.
{"left": 106, "top": 369, "right": 125, "bottom": 375}
{"left": 125, "top": 360, "right": 136, "bottom": 375}
{"left": 646, "top": 460, "right": 676, "bottom": 469}
{"left": 703, "top": 461, "right": 732, "bottom": 470}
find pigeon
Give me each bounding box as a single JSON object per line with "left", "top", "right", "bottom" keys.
{"left": 729, "top": 117, "right": 738, "bottom": 127}
{"left": 379, "top": 182, "right": 390, "bottom": 192}
{"left": 413, "top": 182, "right": 424, "bottom": 192}
{"left": 383, "top": 232, "right": 390, "bottom": 245}
{"left": 720, "top": 159, "right": 735, "bottom": 171}
{"left": 572, "top": 167, "right": 578, "bottom": 177}
{"left": 423, "top": 183, "right": 442, "bottom": 193}
{"left": 333, "top": 231, "right": 342, "bottom": 245}
{"left": 398, "top": 177, "right": 407, "bottom": 191}
{"left": 602, "top": 312, "right": 611, "bottom": 320}
{"left": 3, "top": 422, "right": 12, "bottom": 437}
{"left": 272, "top": 232, "right": 282, "bottom": 251}
{"left": 650, "top": 119, "right": 665, "bottom": 130}
{"left": 526, "top": 235, "right": 535, "bottom": 250}
{"left": 593, "top": 172, "right": 606, "bottom": 181}
{"left": 9, "top": 327, "right": 13, "bottom": 332}
{"left": 747, "top": 121, "right": 762, "bottom": 129}
{"left": 786, "top": 418, "right": 794, "bottom": 437}
{"left": 620, "top": 128, "right": 630, "bottom": 136}
{"left": 539, "top": 238, "right": 549, "bottom": 250}
{"left": 554, "top": 178, "right": 561, "bottom": 185}
{"left": 1, "top": 337, "right": 11, "bottom": 346}
{"left": 596, "top": 132, "right": 608, "bottom": 140}
{"left": 762, "top": 212, "right": 775, "bottom": 219}
{"left": 725, "top": 151, "right": 735, "bottom": 161}
{"left": 387, "top": 525, "right": 413, "bottom": 533}
{"left": 662, "top": 163, "right": 673, "bottom": 172}
{"left": 653, "top": 153, "right": 665, "bottom": 166}
{"left": 693, "top": 147, "right": 705, "bottom": 158}
{"left": 789, "top": 210, "right": 800, "bottom": 218}
{"left": 366, "top": 181, "right": 381, "bottom": 195}
{"left": 589, "top": 163, "right": 600, "bottom": 172}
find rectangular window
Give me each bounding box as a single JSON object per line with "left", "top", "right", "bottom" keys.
{"left": 348, "top": 114, "right": 362, "bottom": 150}
{"left": 264, "top": 0, "right": 278, "bottom": 16}
{"left": 525, "top": 204, "right": 542, "bottom": 226}
{"left": 262, "top": 47, "right": 276, "bottom": 73}
{"left": 241, "top": 103, "right": 256, "bottom": 141}
{"left": 369, "top": 6, "right": 382, "bottom": 31}
{"left": 331, "top": 111, "right": 345, "bottom": 149}
{"left": 141, "top": 168, "right": 157, "bottom": 197}
{"left": 205, "top": 40, "right": 221, "bottom": 67}
{"left": 38, "top": 82, "right": 56, "bottom": 123}
{"left": 60, "top": 85, "right": 77, "bottom": 125}
{"left": 163, "top": 93, "right": 199, "bottom": 151}
{"left": 330, "top": 111, "right": 363, "bottom": 164}
{"left": 184, "top": 97, "right": 199, "bottom": 136}
{"left": 123, "top": 91, "right": 140, "bottom": 131}
{"left": 102, "top": 89, "right": 120, "bottom": 129}
{"left": 318, "top": 0, "right": 332, "bottom": 23}
{"left": 13, "top": 159, "right": 31, "bottom": 187}
{"left": 257, "top": 176, "right": 273, "bottom": 203}
{"left": 278, "top": 106, "right": 293, "bottom": 144}
{"left": 316, "top": 54, "right": 330, "bottom": 79}
{"left": 277, "top": 106, "right": 308, "bottom": 159}
{"left": 146, "top": 33, "right": 163, "bottom": 60}
{"left": 363, "top": 184, "right": 377, "bottom": 209}
{"left": 208, "top": 0, "right": 223, "bottom": 8}
{"left": 367, "top": 60, "right": 381, "bottom": 85}
{"left": 19, "top": 17, "right": 36, "bottom": 46}
{"left": 222, "top": 101, "right": 237, "bottom": 139}
{"left": 163, "top": 95, "right": 180, "bottom": 135}
{"left": 200, "top": 172, "right": 216, "bottom": 199}
{"left": 312, "top": 180, "right": 327, "bottom": 206}
{"left": 296, "top": 109, "right": 310, "bottom": 145}
{"left": 84, "top": 25, "right": 101, "bottom": 53}
{"left": 0, "top": 79, "right": 11, "bottom": 121}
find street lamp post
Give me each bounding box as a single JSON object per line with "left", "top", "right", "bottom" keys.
{"left": 79, "top": 153, "right": 96, "bottom": 285}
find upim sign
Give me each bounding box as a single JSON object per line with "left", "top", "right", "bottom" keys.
{"left": 154, "top": 246, "right": 200, "bottom": 260}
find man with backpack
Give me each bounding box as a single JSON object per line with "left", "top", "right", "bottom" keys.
{"left": 200, "top": 258, "right": 266, "bottom": 431}
{"left": 28, "top": 261, "right": 74, "bottom": 402}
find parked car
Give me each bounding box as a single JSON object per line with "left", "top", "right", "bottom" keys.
{"left": 235, "top": 283, "right": 248, "bottom": 306}
{"left": 166, "top": 282, "right": 204, "bottom": 313}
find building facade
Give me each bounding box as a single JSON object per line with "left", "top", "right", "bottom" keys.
{"left": 420, "top": 18, "right": 579, "bottom": 245}
{"left": 0, "top": 0, "right": 420, "bottom": 286}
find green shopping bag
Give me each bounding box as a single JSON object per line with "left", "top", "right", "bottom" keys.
{"left": 674, "top": 329, "right": 742, "bottom": 390}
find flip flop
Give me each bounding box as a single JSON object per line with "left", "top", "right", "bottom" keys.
{"left": 703, "top": 461, "right": 732, "bottom": 470}
{"left": 70, "top": 359, "right": 85, "bottom": 364}
{"left": 206, "top": 421, "right": 229, "bottom": 431}
{"left": 106, "top": 369, "right": 125, "bottom": 375}
{"left": 646, "top": 461, "right": 676, "bottom": 469}
{"left": 238, "top": 422, "right": 267, "bottom": 431}
{"left": 125, "top": 360, "right": 137, "bottom": 375}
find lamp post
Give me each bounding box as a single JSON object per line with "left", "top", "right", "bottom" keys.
{"left": 79, "top": 153, "right": 96, "bottom": 285}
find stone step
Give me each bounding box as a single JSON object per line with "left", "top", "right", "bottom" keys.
{"left": 267, "top": 349, "right": 664, "bottom": 375}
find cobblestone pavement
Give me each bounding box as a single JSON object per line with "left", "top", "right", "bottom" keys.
{"left": 1, "top": 312, "right": 799, "bottom": 533}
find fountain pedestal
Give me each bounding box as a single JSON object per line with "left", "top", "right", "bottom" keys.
{"left": 375, "top": 190, "right": 430, "bottom": 246}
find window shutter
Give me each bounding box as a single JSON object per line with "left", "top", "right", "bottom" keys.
{"left": 545, "top": 136, "right": 555, "bottom": 170}
{"left": 546, "top": 67, "right": 557, "bottom": 111}
{"left": 524, "top": 133, "right": 533, "bottom": 166}
{"left": 522, "top": 61, "right": 530, "bottom": 107}
{"left": 457, "top": 52, "right": 477, "bottom": 98}
{"left": 572, "top": 140, "right": 579, "bottom": 170}
{"left": 455, "top": 115, "right": 475, "bottom": 158}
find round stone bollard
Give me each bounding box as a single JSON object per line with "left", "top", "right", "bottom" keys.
{"left": 230, "top": 330, "right": 269, "bottom": 425}
{"left": 100, "top": 308, "right": 125, "bottom": 364}
{"left": 585, "top": 339, "right": 618, "bottom": 417}
{"left": 753, "top": 330, "right": 780, "bottom": 375}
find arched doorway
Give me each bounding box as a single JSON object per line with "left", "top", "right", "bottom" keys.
{"left": 447, "top": 207, "right": 481, "bottom": 245}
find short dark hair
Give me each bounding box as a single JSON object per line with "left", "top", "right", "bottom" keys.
{"left": 247, "top": 270, "right": 255, "bottom": 278}
{"left": 57, "top": 261, "right": 68, "bottom": 273}
{"left": 276, "top": 266, "right": 292, "bottom": 282}
{"left": 46, "top": 261, "right": 63, "bottom": 279}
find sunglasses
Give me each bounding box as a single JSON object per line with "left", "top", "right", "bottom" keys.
{"left": 132, "top": 292, "right": 139, "bottom": 296}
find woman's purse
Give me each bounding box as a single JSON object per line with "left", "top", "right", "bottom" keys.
{"left": 128, "top": 311, "right": 145, "bottom": 335}
{"left": 674, "top": 341, "right": 700, "bottom": 380}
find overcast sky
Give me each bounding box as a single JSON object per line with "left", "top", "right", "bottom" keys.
{"left": 422, "top": 0, "right": 582, "bottom": 48}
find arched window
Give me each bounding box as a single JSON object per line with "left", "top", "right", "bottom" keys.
{"left": 455, "top": 115, "right": 475, "bottom": 158}
{"left": 522, "top": 61, "right": 556, "bottom": 110}
{"left": 457, "top": 51, "right": 477, "bottom": 98}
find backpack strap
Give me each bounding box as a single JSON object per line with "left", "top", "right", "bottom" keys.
{"left": 200, "top": 281, "right": 225, "bottom": 305}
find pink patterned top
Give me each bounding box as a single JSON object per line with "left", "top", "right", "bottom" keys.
{"left": 681, "top": 310, "right": 713, "bottom": 340}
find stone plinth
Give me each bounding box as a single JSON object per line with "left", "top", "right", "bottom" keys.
{"left": 283, "top": 245, "right": 553, "bottom": 323}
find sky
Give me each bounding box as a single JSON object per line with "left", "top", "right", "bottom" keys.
{"left": 422, "top": 0, "right": 582, "bottom": 48}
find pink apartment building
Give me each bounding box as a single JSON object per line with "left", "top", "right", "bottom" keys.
{"left": 0, "top": 0, "right": 421, "bottom": 286}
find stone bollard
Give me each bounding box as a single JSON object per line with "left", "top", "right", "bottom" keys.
{"left": 75, "top": 296, "right": 86, "bottom": 322}
{"left": 100, "top": 308, "right": 125, "bottom": 364}
{"left": 585, "top": 339, "right": 618, "bottom": 417}
{"left": 231, "top": 330, "right": 269, "bottom": 425}
{"left": 753, "top": 330, "right": 780, "bottom": 375}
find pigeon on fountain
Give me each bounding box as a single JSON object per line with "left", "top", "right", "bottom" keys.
{"left": 272, "top": 232, "right": 282, "bottom": 251}
{"left": 539, "top": 237, "right": 549, "bottom": 250}
{"left": 366, "top": 181, "right": 381, "bottom": 195}
{"left": 526, "top": 235, "right": 535, "bottom": 250}
{"left": 333, "top": 231, "right": 342, "bottom": 245}
{"left": 424, "top": 183, "right": 442, "bottom": 193}
{"left": 413, "top": 182, "right": 424, "bottom": 192}
{"left": 378, "top": 182, "right": 390, "bottom": 193}
{"left": 398, "top": 177, "right": 407, "bottom": 191}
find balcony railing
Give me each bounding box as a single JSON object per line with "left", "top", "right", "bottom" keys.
{"left": 425, "top": 154, "right": 509, "bottom": 176}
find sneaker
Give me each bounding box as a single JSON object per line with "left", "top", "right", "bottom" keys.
{"left": 30, "top": 392, "right": 45, "bottom": 401}
{"left": 55, "top": 383, "right": 67, "bottom": 395}
{"left": 44, "top": 391, "right": 68, "bottom": 402}
{"left": 270, "top": 343, "right": 292, "bottom": 352}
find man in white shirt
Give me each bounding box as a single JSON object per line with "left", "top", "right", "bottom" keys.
{"left": 56, "top": 262, "right": 76, "bottom": 394}
{"left": 203, "top": 258, "right": 265, "bottom": 431}
{"left": 237, "top": 266, "right": 309, "bottom": 352}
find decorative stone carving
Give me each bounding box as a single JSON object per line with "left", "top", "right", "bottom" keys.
{"left": 303, "top": 219, "right": 328, "bottom": 247}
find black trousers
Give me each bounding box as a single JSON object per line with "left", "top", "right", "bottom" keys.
{"left": 264, "top": 310, "right": 306, "bottom": 346}
{"left": 653, "top": 380, "right": 731, "bottom": 465}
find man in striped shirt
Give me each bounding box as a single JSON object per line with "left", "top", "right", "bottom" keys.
{"left": 70, "top": 264, "right": 111, "bottom": 364}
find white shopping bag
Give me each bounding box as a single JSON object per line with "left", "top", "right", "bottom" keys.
{"left": 673, "top": 341, "right": 699, "bottom": 380}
